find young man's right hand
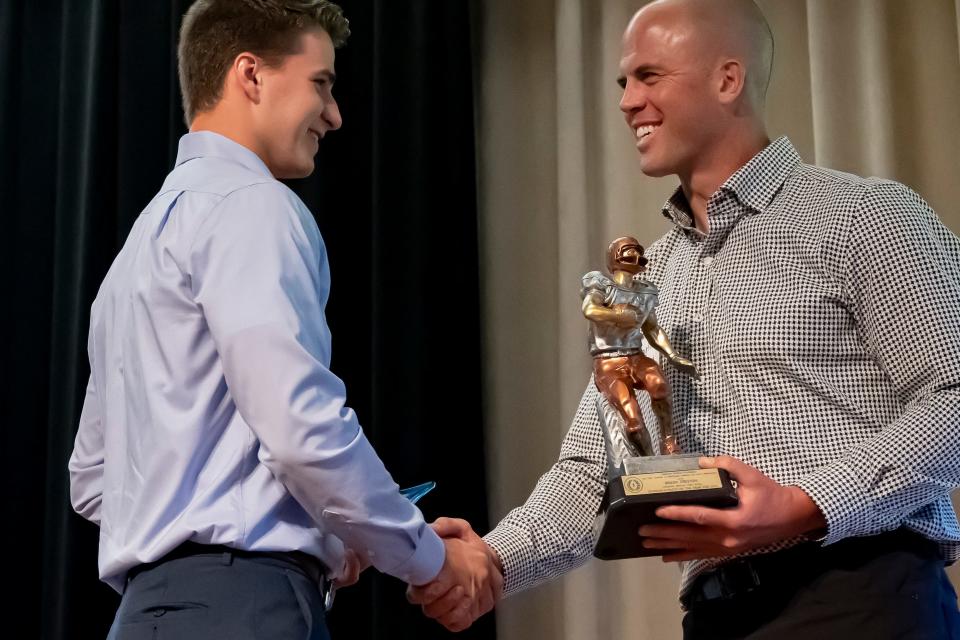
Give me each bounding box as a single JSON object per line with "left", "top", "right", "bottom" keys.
{"left": 406, "top": 518, "right": 504, "bottom": 632}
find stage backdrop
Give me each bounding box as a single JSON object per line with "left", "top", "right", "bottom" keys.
{"left": 476, "top": 1, "right": 960, "bottom": 639}
{"left": 0, "top": 1, "right": 492, "bottom": 638}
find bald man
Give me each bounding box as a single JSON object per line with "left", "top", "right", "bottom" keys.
{"left": 409, "top": 0, "right": 960, "bottom": 636}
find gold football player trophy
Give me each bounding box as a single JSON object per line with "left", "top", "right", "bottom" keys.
{"left": 583, "top": 237, "right": 738, "bottom": 560}
{"left": 580, "top": 236, "right": 698, "bottom": 455}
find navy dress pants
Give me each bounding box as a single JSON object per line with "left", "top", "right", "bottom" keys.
{"left": 683, "top": 535, "right": 960, "bottom": 639}
{"left": 107, "top": 551, "right": 330, "bottom": 640}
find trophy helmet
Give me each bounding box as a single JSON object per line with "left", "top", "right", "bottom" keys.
{"left": 606, "top": 236, "right": 648, "bottom": 274}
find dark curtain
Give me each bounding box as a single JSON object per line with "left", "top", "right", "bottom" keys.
{"left": 1, "top": 1, "right": 492, "bottom": 638}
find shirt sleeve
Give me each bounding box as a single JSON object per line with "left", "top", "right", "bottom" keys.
{"left": 188, "top": 181, "right": 443, "bottom": 585}
{"left": 795, "top": 182, "right": 960, "bottom": 544}
{"left": 483, "top": 380, "right": 607, "bottom": 597}
{"left": 68, "top": 374, "right": 105, "bottom": 526}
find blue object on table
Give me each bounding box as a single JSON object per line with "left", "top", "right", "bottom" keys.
{"left": 400, "top": 481, "right": 437, "bottom": 505}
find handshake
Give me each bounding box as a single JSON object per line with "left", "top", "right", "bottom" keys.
{"left": 340, "top": 517, "right": 503, "bottom": 632}
{"left": 405, "top": 517, "right": 504, "bottom": 632}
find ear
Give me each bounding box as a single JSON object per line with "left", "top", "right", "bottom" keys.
{"left": 232, "top": 52, "right": 264, "bottom": 104}
{"left": 716, "top": 59, "right": 746, "bottom": 105}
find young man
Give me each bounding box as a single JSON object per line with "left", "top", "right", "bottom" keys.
{"left": 411, "top": 0, "right": 960, "bottom": 636}
{"left": 68, "top": 1, "right": 486, "bottom": 637}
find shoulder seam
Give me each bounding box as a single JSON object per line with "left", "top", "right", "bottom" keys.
{"left": 183, "top": 179, "right": 300, "bottom": 260}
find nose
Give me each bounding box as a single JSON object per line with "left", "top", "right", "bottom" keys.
{"left": 323, "top": 98, "right": 343, "bottom": 131}
{"left": 619, "top": 79, "right": 646, "bottom": 116}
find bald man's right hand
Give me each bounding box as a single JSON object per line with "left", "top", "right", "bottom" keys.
{"left": 407, "top": 518, "right": 503, "bottom": 632}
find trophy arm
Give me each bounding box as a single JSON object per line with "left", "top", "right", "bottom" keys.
{"left": 583, "top": 291, "right": 637, "bottom": 327}
{"left": 641, "top": 312, "right": 700, "bottom": 379}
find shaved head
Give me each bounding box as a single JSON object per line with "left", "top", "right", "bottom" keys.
{"left": 617, "top": 0, "right": 774, "bottom": 212}
{"left": 627, "top": 0, "right": 774, "bottom": 108}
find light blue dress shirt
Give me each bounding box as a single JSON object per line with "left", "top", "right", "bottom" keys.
{"left": 68, "top": 131, "right": 444, "bottom": 593}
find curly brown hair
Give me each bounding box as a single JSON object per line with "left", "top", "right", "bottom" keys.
{"left": 177, "top": 0, "right": 350, "bottom": 125}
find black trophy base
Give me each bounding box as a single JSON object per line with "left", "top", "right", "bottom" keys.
{"left": 593, "top": 466, "right": 738, "bottom": 560}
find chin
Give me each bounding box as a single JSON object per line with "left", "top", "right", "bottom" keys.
{"left": 291, "top": 165, "right": 315, "bottom": 179}
{"left": 638, "top": 162, "right": 673, "bottom": 178}
{"left": 276, "top": 160, "right": 315, "bottom": 180}
{"left": 638, "top": 150, "right": 681, "bottom": 178}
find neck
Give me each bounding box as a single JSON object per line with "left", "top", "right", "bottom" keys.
{"left": 680, "top": 124, "right": 769, "bottom": 233}
{"left": 612, "top": 271, "right": 635, "bottom": 286}
{"left": 190, "top": 108, "right": 265, "bottom": 167}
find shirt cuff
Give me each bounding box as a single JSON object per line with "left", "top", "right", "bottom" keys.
{"left": 389, "top": 525, "right": 445, "bottom": 586}
{"left": 483, "top": 522, "right": 535, "bottom": 597}
{"left": 794, "top": 462, "right": 874, "bottom": 545}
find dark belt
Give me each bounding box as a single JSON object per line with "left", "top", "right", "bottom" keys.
{"left": 127, "top": 541, "right": 330, "bottom": 595}
{"left": 681, "top": 529, "right": 940, "bottom": 610}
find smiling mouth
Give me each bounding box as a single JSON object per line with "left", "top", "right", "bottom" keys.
{"left": 635, "top": 124, "right": 660, "bottom": 141}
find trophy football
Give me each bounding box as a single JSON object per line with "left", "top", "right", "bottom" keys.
{"left": 583, "top": 237, "right": 738, "bottom": 560}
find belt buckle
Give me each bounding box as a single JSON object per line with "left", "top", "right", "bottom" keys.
{"left": 718, "top": 560, "right": 761, "bottom": 599}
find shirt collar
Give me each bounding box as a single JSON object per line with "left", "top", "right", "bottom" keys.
{"left": 661, "top": 189, "right": 701, "bottom": 235}
{"left": 661, "top": 136, "right": 801, "bottom": 229}
{"left": 174, "top": 130, "right": 274, "bottom": 178}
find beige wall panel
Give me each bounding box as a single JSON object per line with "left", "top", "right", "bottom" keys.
{"left": 806, "top": 0, "right": 960, "bottom": 229}
{"left": 477, "top": 0, "right": 565, "bottom": 637}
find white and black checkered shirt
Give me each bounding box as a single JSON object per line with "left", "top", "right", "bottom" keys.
{"left": 484, "top": 136, "right": 960, "bottom": 600}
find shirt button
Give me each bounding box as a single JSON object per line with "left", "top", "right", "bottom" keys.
{"left": 700, "top": 256, "right": 714, "bottom": 267}
{"left": 692, "top": 312, "right": 704, "bottom": 323}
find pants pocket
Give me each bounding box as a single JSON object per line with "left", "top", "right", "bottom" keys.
{"left": 282, "top": 569, "right": 329, "bottom": 640}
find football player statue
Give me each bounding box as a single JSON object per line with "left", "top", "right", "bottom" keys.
{"left": 581, "top": 236, "right": 699, "bottom": 455}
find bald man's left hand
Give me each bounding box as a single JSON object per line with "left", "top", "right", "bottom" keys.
{"left": 637, "top": 456, "right": 826, "bottom": 562}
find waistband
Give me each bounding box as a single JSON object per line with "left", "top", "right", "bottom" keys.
{"left": 126, "top": 541, "right": 329, "bottom": 587}
{"left": 681, "top": 529, "right": 941, "bottom": 610}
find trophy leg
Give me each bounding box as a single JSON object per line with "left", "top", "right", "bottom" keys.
{"left": 635, "top": 356, "right": 680, "bottom": 455}
{"left": 594, "top": 357, "right": 650, "bottom": 453}
{"left": 651, "top": 399, "right": 679, "bottom": 454}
